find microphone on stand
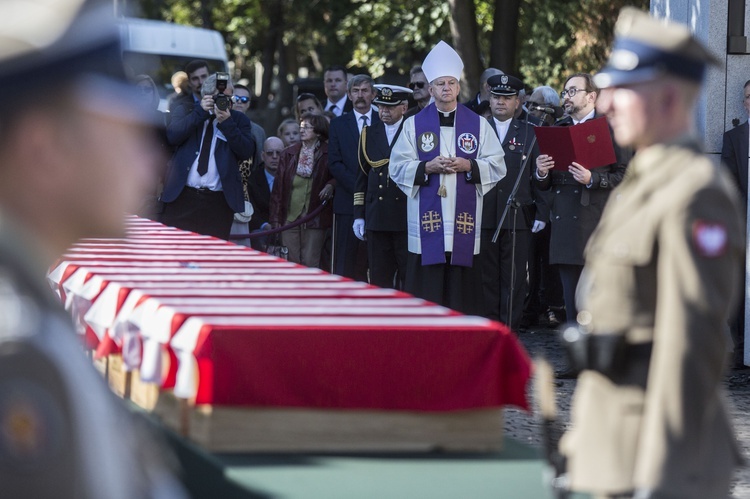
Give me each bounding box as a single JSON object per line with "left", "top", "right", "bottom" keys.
{"left": 530, "top": 105, "right": 564, "bottom": 119}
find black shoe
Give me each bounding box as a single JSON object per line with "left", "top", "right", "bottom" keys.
{"left": 547, "top": 309, "right": 560, "bottom": 327}
{"left": 555, "top": 367, "right": 578, "bottom": 379}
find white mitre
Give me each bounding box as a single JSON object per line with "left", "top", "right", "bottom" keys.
{"left": 421, "top": 40, "right": 464, "bottom": 83}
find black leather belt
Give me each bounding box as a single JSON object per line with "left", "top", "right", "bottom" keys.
{"left": 185, "top": 186, "right": 223, "bottom": 196}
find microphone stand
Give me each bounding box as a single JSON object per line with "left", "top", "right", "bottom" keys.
{"left": 491, "top": 132, "right": 537, "bottom": 331}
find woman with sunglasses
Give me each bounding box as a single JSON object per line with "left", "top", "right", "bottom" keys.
{"left": 269, "top": 113, "right": 334, "bottom": 266}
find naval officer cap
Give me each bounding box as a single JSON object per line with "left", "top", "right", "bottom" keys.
{"left": 487, "top": 74, "right": 524, "bottom": 96}
{"left": 594, "top": 7, "right": 720, "bottom": 88}
{"left": 373, "top": 84, "right": 412, "bottom": 106}
{"left": 422, "top": 41, "right": 464, "bottom": 84}
{"left": 0, "top": 0, "right": 156, "bottom": 123}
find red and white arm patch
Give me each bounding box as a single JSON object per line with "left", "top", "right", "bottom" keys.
{"left": 692, "top": 220, "right": 729, "bottom": 258}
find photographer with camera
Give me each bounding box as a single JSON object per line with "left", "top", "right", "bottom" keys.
{"left": 161, "top": 72, "right": 256, "bottom": 239}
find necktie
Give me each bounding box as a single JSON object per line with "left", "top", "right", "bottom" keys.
{"left": 360, "top": 115, "right": 368, "bottom": 131}
{"left": 327, "top": 104, "right": 337, "bottom": 114}
{"left": 197, "top": 115, "right": 215, "bottom": 176}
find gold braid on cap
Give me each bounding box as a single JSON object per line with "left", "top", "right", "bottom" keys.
{"left": 358, "top": 126, "right": 389, "bottom": 174}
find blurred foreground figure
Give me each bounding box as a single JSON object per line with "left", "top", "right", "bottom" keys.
{"left": 0, "top": 1, "right": 184, "bottom": 497}
{"left": 558, "top": 8, "right": 744, "bottom": 499}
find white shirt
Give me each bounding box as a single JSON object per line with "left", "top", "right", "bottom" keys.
{"left": 187, "top": 117, "right": 225, "bottom": 191}
{"left": 325, "top": 95, "right": 348, "bottom": 117}
{"left": 384, "top": 118, "right": 404, "bottom": 146}
{"left": 572, "top": 108, "right": 596, "bottom": 125}
{"left": 493, "top": 116, "right": 512, "bottom": 143}
{"left": 354, "top": 109, "right": 373, "bottom": 134}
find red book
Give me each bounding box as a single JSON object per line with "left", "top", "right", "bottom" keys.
{"left": 534, "top": 116, "right": 616, "bottom": 171}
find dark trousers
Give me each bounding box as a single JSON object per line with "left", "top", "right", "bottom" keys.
{"left": 557, "top": 263, "right": 583, "bottom": 324}
{"left": 333, "top": 214, "right": 367, "bottom": 281}
{"left": 367, "top": 230, "right": 408, "bottom": 289}
{"left": 405, "top": 252, "right": 481, "bottom": 315}
{"left": 160, "top": 187, "right": 235, "bottom": 240}
{"left": 525, "top": 223, "right": 564, "bottom": 320}
{"left": 480, "top": 228, "right": 530, "bottom": 329}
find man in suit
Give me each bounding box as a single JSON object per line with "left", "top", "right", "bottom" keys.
{"left": 161, "top": 73, "right": 255, "bottom": 240}
{"left": 247, "top": 136, "right": 283, "bottom": 250}
{"left": 558, "top": 8, "right": 743, "bottom": 497}
{"left": 390, "top": 41, "right": 505, "bottom": 315}
{"left": 169, "top": 59, "right": 209, "bottom": 115}
{"left": 328, "top": 74, "right": 379, "bottom": 280}
{"left": 405, "top": 66, "right": 431, "bottom": 118}
{"left": 353, "top": 84, "right": 412, "bottom": 289}
{"left": 479, "top": 74, "right": 541, "bottom": 329}
{"left": 323, "top": 65, "right": 353, "bottom": 117}
{"left": 535, "top": 73, "right": 630, "bottom": 339}
{"left": 721, "top": 78, "right": 750, "bottom": 370}
{"left": 465, "top": 67, "right": 503, "bottom": 113}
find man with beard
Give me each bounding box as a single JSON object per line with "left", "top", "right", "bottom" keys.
{"left": 535, "top": 73, "right": 631, "bottom": 349}
{"left": 328, "top": 74, "right": 380, "bottom": 279}
{"left": 353, "top": 84, "right": 412, "bottom": 289}
{"left": 390, "top": 41, "right": 505, "bottom": 314}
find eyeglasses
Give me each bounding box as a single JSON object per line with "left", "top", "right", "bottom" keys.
{"left": 560, "top": 87, "right": 588, "bottom": 98}
{"left": 408, "top": 82, "right": 425, "bottom": 90}
{"left": 232, "top": 95, "right": 250, "bottom": 104}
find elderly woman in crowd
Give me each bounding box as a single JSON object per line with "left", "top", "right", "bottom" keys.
{"left": 270, "top": 112, "right": 334, "bottom": 266}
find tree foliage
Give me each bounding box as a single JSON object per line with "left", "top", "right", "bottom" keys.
{"left": 135, "top": 0, "right": 649, "bottom": 110}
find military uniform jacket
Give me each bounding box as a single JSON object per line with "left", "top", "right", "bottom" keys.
{"left": 560, "top": 138, "right": 744, "bottom": 497}
{"left": 0, "top": 218, "right": 181, "bottom": 499}
{"left": 483, "top": 118, "right": 544, "bottom": 230}
{"left": 536, "top": 114, "right": 631, "bottom": 265}
{"left": 353, "top": 120, "right": 406, "bottom": 231}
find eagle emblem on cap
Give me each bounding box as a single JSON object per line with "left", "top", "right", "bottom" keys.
{"left": 501, "top": 75, "right": 508, "bottom": 84}
{"left": 419, "top": 132, "right": 436, "bottom": 153}
{"left": 381, "top": 87, "right": 393, "bottom": 97}
{"left": 458, "top": 133, "right": 478, "bottom": 154}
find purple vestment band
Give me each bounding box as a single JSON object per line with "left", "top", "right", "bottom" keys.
{"left": 414, "top": 103, "right": 480, "bottom": 267}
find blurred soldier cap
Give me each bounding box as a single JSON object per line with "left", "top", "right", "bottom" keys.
{"left": 487, "top": 74, "right": 524, "bottom": 96}
{"left": 422, "top": 41, "right": 463, "bottom": 84}
{"left": 594, "top": 7, "right": 720, "bottom": 88}
{"left": 373, "top": 84, "right": 412, "bottom": 106}
{"left": 0, "top": 0, "right": 156, "bottom": 123}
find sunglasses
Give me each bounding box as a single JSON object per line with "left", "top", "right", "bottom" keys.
{"left": 232, "top": 95, "right": 250, "bottom": 104}
{"left": 408, "top": 82, "right": 425, "bottom": 90}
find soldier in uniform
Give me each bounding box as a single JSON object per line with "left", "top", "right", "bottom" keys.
{"left": 479, "top": 74, "right": 542, "bottom": 327}
{"left": 353, "top": 84, "right": 412, "bottom": 289}
{"left": 0, "top": 1, "right": 185, "bottom": 497}
{"left": 555, "top": 8, "right": 744, "bottom": 498}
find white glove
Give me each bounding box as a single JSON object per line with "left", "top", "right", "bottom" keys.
{"left": 531, "top": 220, "right": 546, "bottom": 233}
{"left": 353, "top": 218, "right": 366, "bottom": 241}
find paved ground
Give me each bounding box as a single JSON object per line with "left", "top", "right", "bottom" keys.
{"left": 503, "top": 324, "right": 750, "bottom": 498}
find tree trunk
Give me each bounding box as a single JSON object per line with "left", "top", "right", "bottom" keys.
{"left": 447, "top": 0, "right": 482, "bottom": 101}
{"left": 258, "top": 0, "right": 283, "bottom": 107}
{"left": 200, "top": 0, "right": 214, "bottom": 30}
{"left": 490, "top": 0, "right": 522, "bottom": 75}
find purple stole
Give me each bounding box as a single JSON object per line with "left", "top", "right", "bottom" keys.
{"left": 414, "top": 103, "right": 480, "bottom": 267}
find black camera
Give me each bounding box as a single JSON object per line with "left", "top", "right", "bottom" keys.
{"left": 213, "top": 72, "right": 231, "bottom": 111}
